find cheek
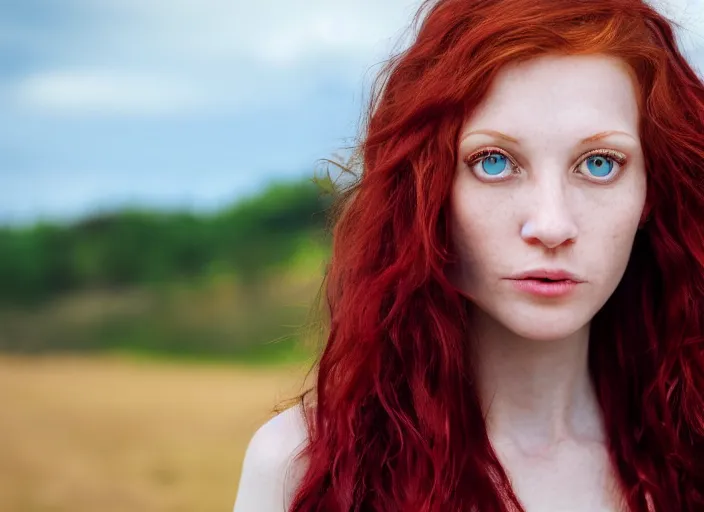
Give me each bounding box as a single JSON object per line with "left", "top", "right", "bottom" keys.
{"left": 577, "top": 183, "right": 645, "bottom": 256}
{"left": 581, "top": 212, "right": 641, "bottom": 280}
{"left": 449, "top": 183, "right": 515, "bottom": 283}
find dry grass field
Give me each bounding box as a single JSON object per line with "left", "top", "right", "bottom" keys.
{"left": 0, "top": 355, "right": 313, "bottom": 512}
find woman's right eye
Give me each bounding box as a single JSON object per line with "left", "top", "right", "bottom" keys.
{"left": 464, "top": 149, "right": 518, "bottom": 181}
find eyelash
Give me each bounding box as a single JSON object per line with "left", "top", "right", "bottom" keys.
{"left": 463, "top": 147, "right": 628, "bottom": 183}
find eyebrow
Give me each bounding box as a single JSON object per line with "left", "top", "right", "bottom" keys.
{"left": 461, "top": 129, "right": 637, "bottom": 145}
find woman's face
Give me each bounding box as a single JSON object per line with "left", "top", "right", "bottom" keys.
{"left": 449, "top": 54, "right": 647, "bottom": 341}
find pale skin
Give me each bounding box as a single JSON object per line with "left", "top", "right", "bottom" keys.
{"left": 233, "top": 53, "right": 648, "bottom": 512}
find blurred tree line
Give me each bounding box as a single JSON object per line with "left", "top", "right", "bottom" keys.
{"left": 0, "top": 176, "right": 334, "bottom": 307}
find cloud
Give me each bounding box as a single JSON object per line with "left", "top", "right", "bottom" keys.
{"left": 10, "top": 57, "right": 365, "bottom": 116}
{"left": 13, "top": 70, "right": 208, "bottom": 115}
{"left": 95, "top": 0, "right": 420, "bottom": 66}
{"left": 6, "top": 0, "right": 703, "bottom": 118}
{"left": 5, "top": 0, "right": 423, "bottom": 117}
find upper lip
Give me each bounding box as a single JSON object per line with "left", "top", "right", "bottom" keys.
{"left": 508, "top": 268, "right": 584, "bottom": 282}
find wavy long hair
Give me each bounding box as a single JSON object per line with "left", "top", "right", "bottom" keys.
{"left": 286, "top": 0, "right": 704, "bottom": 510}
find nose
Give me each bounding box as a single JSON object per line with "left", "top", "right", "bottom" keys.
{"left": 520, "top": 176, "right": 578, "bottom": 249}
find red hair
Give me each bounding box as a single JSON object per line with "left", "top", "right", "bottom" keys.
{"left": 288, "top": 0, "right": 704, "bottom": 510}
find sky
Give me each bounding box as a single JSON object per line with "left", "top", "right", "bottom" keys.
{"left": 1, "top": 0, "right": 703, "bottom": 226}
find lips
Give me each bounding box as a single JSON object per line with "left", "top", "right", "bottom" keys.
{"left": 509, "top": 276, "right": 580, "bottom": 297}
{"left": 508, "top": 268, "right": 584, "bottom": 283}
{"left": 506, "top": 269, "right": 584, "bottom": 298}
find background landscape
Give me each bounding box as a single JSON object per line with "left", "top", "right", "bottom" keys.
{"left": 0, "top": 175, "right": 333, "bottom": 512}
{"left": 2, "top": 0, "right": 703, "bottom": 511}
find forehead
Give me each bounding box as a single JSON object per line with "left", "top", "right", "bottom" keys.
{"left": 462, "top": 54, "right": 640, "bottom": 139}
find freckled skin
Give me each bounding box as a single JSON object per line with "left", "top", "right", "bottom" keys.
{"left": 448, "top": 54, "right": 648, "bottom": 511}
{"left": 450, "top": 54, "right": 647, "bottom": 342}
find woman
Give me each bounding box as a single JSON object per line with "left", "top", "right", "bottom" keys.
{"left": 234, "top": 0, "right": 704, "bottom": 510}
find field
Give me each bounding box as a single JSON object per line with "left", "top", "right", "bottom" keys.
{"left": 0, "top": 355, "right": 314, "bottom": 512}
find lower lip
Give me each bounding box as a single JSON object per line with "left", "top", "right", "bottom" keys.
{"left": 509, "top": 279, "right": 580, "bottom": 297}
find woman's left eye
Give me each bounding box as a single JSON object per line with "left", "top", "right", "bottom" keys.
{"left": 577, "top": 150, "right": 627, "bottom": 181}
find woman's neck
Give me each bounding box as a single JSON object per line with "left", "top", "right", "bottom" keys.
{"left": 470, "top": 307, "right": 605, "bottom": 455}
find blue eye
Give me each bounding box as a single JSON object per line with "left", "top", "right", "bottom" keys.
{"left": 481, "top": 153, "right": 508, "bottom": 175}
{"left": 584, "top": 155, "right": 614, "bottom": 177}
{"left": 576, "top": 150, "right": 628, "bottom": 181}
{"left": 466, "top": 150, "right": 515, "bottom": 179}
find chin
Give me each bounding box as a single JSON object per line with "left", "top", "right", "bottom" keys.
{"left": 499, "top": 306, "right": 594, "bottom": 341}
{"left": 469, "top": 298, "right": 594, "bottom": 342}
{"left": 503, "top": 321, "right": 588, "bottom": 342}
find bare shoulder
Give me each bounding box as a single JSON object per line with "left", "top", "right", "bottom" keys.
{"left": 233, "top": 402, "right": 310, "bottom": 512}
